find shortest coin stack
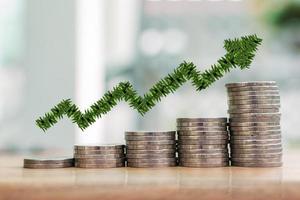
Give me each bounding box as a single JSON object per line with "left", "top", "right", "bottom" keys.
{"left": 24, "top": 157, "right": 74, "bottom": 169}
{"left": 74, "top": 144, "right": 126, "bottom": 168}
{"left": 226, "top": 81, "right": 282, "bottom": 167}
{"left": 177, "top": 118, "right": 229, "bottom": 168}
{"left": 125, "top": 131, "right": 177, "bottom": 168}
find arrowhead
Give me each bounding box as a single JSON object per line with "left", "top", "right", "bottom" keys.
{"left": 224, "top": 34, "right": 262, "bottom": 69}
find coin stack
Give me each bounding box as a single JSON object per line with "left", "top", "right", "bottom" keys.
{"left": 125, "top": 131, "right": 177, "bottom": 168}
{"left": 226, "top": 81, "right": 282, "bottom": 167}
{"left": 177, "top": 118, "right": 229, "bottom": 167}
{"left": 23, "top": 157, "right": 74, "bottom": 169}
{"left": 74, "top": 144, "right": 126, "bottom": 168}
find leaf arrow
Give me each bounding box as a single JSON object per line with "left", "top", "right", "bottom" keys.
{"left": 36, "top": 34, "right": 262, "bottom": 131}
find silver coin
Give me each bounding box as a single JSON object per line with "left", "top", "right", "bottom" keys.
{"left": 229, "top": 126, "right": 281, "bottom": 132}
{"left": 75, "top": 161, "right": 125, "bottom": 167}
{"left": 231, "top": 153, "right": 282, "bottom": 159}
{"left": 225, "top": 81, "right": 277, "bottom": 88}
{"left": 227, "top": 86, "right": 279, "bottom": 92}
{"left": 227, "top": 90, "right": 280, "bottom": 97}
{"left": 75, "top": 158, "right": 125, "bottom": 164}
{"left": 178, "top": 153, "right": 228, "bottom": 159}
{"left": 177, "top": 127, "right": 227, "bottom": 131}
{"left": 228, "top": 108, "right": 280, "bottom": 114}
{"left": 74, "top": 154, "right": 125, "bottom": 159}
{"left": 229, "top": 112, "right": 281, "bottom": 118}
{"left": 126, "top": 153, "right": 175, "bottom": 159}
{"left": 227, "top": 94, "right": 280, "bottom": 101}
{"left": 125, "top": 131, "right": 176, "bottom": 137}
{"left": 230, "top": 148, "right": 282, "bottom": 154}
{"left": 74, "top": 144, "right": 125, "bottom": 151}
{"left": 230, "top": 139, "right": 282, "bottom": 145}
{"left": 228, "top": 93, "right": 280, "bottom": 99}
{"left": 229, "top": 130, "right": 281, "bottom": 136}
{"left": 231, "top": 157, "right": 282, "bottom": 163}
{"left": 179, "top": 162, "right": 228, "bottom": 168}
{"left": 24, "top": 157, "right": 74, "bottom": 165}
{"left": 126, "top": 144, "right": 176, "bottom": 150}
{"left": 177, "top": 131, "right": 228, "bottom": 136}
{"left": 74, "top": 149, "right": 125, "bottom": 155}
{"left": 75, "top": 162, "right": 125, "bottom": 168}
{"left": 125, "top": 135, "right": 175, "bottom": 141}
{"left": 177, "top": 118, "right": 227, "bottom": 123}
{"left": 228, "top": 102, "right": 280, "bottom": 108}
{"left": 229, "top": 115, "right": 281, "bottom": 123}
{"left": 179, "top": 144, "right": 228, "bottom": 150}
{"left": 230, "top": 134, "right": 281, "bottom": 140}
{"left": 179, "top": 139, "right": 228, "bottom": 145}
{"left": 127, "top": 162, "right": 177, "bottom": 168}
{"left": 229, "top": 119, "right": 280, "bottom": 123}
{"left": 227, "top": 89, "right": 280, "bottom": 95}
{"left": 178, "top": 135, "right": 228, "bottom": 140}
{"left": 226, "top": 85, "right": 278, "bottom": 91}
{"left": 228, "top": 104, "right": 280, "bottom": 110}
{"left": 127, "top": 158, "right": 177, "bottom": 164}
{"left": 231, "top": 161, "right": 282, "bottom": 167}
{"left": 177, "top": 121, "right": 227, "bottom": 127}
{"left": 24, "top": 162, "right": 74, "bottom": 169}
{"left": 126, "top": 148, "right": 176, "bottom": 154}
{"left": 228, "top": 99, "right": 280, "bottom": 105}
{"left": 179, "top": 157, "right": 229, "bottom": 163}
{"left": 229, "top": 122, "right": 280, "bottom": 127}
{"left": 230, "top": 143, "right": 282, "bottom": 150}
{"left": 178, "top": 148, "right": 228, "bottom": 154}
{"left": 126, "top": 140, "right": 176, "bottom": 145}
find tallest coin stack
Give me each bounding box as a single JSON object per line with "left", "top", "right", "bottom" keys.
{"left": 226, "top": 81, "right": 282, "bottom": 167}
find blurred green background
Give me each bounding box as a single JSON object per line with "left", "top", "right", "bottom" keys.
{"left": 0, "top": 0, "right": 299, "bottom": 155}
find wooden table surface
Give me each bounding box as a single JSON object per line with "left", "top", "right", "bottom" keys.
{"left": 0, "top": 151, "right": 300, "bottom": 200}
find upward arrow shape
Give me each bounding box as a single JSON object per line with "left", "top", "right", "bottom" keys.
{"left": 36, "top": 35, "right": 262, "bottom": 131}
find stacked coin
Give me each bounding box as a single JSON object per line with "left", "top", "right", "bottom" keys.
{"left": 177, "top": 118, "right": 229, "bottom": 167}
{"left": 24, "top": 157, "right": 74, "bottom": 169}
{"left": 125, "top": 131, "right": 177, "bottom": 168}
{"left": 74, "top": 144, "right": 126, "bottom": 168}
{"left": 226, "top": 81, "right": 282, "bottom": 167}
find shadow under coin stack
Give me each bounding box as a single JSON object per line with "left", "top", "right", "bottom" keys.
{"left": 177, "top": 118, "right": 229, "bottom": 167}
{"left": 74, "top": 144, "right": 126, "bottom": 168}
{"left": 125, "top": 131, "right": 177, "bottom": 168}
{"left": 226, "top": 81, "right": 282, "bottom": 167}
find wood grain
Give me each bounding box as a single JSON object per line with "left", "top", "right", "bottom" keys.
{"left": 0, "top": 151, "right": 300, "bottom": 200}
